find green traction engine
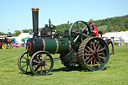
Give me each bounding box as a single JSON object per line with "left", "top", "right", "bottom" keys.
{"left": 18, "top": 8, "right": 111, "bottom": 76}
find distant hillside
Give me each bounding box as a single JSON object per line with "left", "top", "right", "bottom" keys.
{"left": 1, "top": 15, "right": 128, "bottom": 36}
{"left": 56, "top": 15, "right": 128, "bottom": 33}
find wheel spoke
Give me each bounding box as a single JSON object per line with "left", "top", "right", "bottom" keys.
{"left": 85, "top": 48, "right": 90, "bottom": 53}
{"left": 40, "top": 66, "right": 43, "bottom": 74}
{"left": 90, "top": 42, "right": 92, "bottom": 49}
{"left": 84, "top": 53, "right": 92, "bottom": 56}
{"left": 22, "top": 64, "right": 27, "bottom": 68}
{"left": 93, "top": 59, "right": 95, "bottom": 67}
{"left": 22, "top": 57, "right": 27, "bottom": 60}
{"left": 33, "top": 64, "right": 38, "bottom": 68}
{"left": 85, "top": 55, "right": 91, "bottom": 60}
{"left": 26, "top": 65, "right": 28, "bottom": 72}
{"left": 44, "top": 55, "right": 48, "bottom": 61}
{"left": 98, "top": 47, "right": 105, "bottom": 52}
{"left": 97, "top": 45, "right": 100, "bottom": 51}
{"left": 98, "top": 53, "right": 104, "bottom": 55}
{"left": 95, "top": 59, "right": 100, "bottom": 66}
{"left": 74, "top": 35, "right": 80, "bottom": 42}
{"left": 99, "top": 56, "right": 105, "bottom": 60}
{"left": 21, "top": 61, "right": 26, "bottom": 63}
{"left": 41, "top": 54, "right": 43, "bottom": 61}
{"left": 87, "top": 57, "right": 93, "bottom": 64}
{"left": 96, "top": 41, "right": 100, "bottom": 48}
{"left": 87, "top": 46, "right": 93, "bottom": 52}
{"left": 37, "top": 56, "right": 40, "bottom": 61}
{"left": 45, "top": 60, "right": 51, "bottom": 63}
{"left": 33, "top": 60, "right": 40, "bottom": 64}
{"left": 44, "top": 66, "right": 48, "bottom": 72}
{"left": 45, "top": 64, "right": 50, "bottom": 67}
{"left": 35, "top": 65, "right": 41, "bottom": 72}
{"left": 92, "top": 42, "right": 96, "bottom": 50}
{"left": 81, "top": 37, "right": 83, "bottom": 42}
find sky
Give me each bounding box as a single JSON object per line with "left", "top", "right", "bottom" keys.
{"left": 0, "top": 0, "right": 128, "bottom": 33}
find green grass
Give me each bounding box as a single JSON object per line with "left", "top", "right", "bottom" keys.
{"left": 0, "top": 46, "right": 128, "bottom": 85}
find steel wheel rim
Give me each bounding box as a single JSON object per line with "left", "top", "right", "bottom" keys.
{"left": 30, "top": 51, "right": 54, "bottom": 76}
{"left": 79, "top": 37, "right": 109, "bottom": 71}
{"left": 18, "top": 51, "right": 30, "bottom": 74}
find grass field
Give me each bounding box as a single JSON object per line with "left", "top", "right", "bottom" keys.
{"left": 0, "top": 46, "right": 128, "bottom": 85}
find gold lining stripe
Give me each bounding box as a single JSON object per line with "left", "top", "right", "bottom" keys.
{"left": 54, "top": 38, "right": 59, "bottom": 53}
{"left": 69, "top": 40, "right": 72, "bottom": 51}
{"left": 42, "top": 38, "right": 45, "bottom": 51}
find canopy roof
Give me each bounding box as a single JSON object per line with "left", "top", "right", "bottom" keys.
{"left": 21, "top": 38, "right": 29, "bottom": 41}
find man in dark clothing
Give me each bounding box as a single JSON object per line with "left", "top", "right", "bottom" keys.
{"left": 86, "top": 19, "right": 95, "bottom": 34}
{"left": 89, "top": 18, "right": 95, "bottom": 30}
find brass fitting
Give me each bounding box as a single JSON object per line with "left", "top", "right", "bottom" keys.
{"left": 32, "top": 8, "right": 39, "bottom": 12}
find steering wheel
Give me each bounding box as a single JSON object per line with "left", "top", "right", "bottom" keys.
{"left": 69, "top": 21, "right": 91, "bottom": 45}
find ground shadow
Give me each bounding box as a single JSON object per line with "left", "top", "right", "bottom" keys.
{"left": 52, "top": 67, "right": 84, "bottom": 72}
{"left": 18, "top": 72, "right": 35, "bottom": 76}
{"left": 103, "top": 66, "right": 110, "bottom": 70}
{"left": 18, "top": 66, "right": 110, "bottom": 76}
{"left": 53, "top": 65, "right": 110, "bottom": 72}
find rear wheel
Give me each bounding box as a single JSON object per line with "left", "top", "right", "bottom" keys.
{"left": 78, "top": 37, "right": 109, "bottom": 71}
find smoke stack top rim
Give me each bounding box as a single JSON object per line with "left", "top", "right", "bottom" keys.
{"left": 32, "top": 8, "right": 39, "bottom": 12}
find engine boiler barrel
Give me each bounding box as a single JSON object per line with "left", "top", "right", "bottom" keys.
{"left": 42, "top": 38, "right": 71, "bottom": 53}
{"left": 27, "top": 38, "right": 71, "bottom": 55}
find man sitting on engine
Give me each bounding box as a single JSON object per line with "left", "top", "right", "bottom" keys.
{"left": 91, "top": 23, "right": 99, "bottom": 36}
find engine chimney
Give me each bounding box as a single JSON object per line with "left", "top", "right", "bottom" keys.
{"left": 32, "top": 8, "right": 39, "bottom": 38}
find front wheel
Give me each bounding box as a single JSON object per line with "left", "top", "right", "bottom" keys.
{"left": 30, "top": 51, "right": 54, "bottom": 76}
{"left": 18, "top": 51, "right": 31, "bottom": 74}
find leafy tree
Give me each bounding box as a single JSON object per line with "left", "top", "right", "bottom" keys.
{"left": 119, "top": 26, "right": 126, "bottom": 31}
{"left": 107, "top": 25, "right": 113, "bottom": 32}
{"left": 7, "top": 32, "right": 12, "bottom": 35}
{"left": 0, "top": 32, "right": 5, "bottom": 35}
{"left": 13, "top": 30, "right": 21, "bottom": 36}
{"left": 22, "top": 29, "right": 29, "bottom": 33}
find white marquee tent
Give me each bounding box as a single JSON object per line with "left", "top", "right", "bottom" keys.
{"left": 102, "top": 31, "right": 128, "bottom": 43}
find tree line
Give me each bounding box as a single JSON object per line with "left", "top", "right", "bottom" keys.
{"left": 0, "top": 15, "right": 128, "bottom": 36}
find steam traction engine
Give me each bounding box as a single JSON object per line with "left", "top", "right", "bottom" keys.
{"left": 18, "top": 8, "right": 111, "bottom": 76}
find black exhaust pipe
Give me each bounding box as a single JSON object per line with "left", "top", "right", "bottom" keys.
{"left": 32, "top": 8, "right": 39, "bottom": 38}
